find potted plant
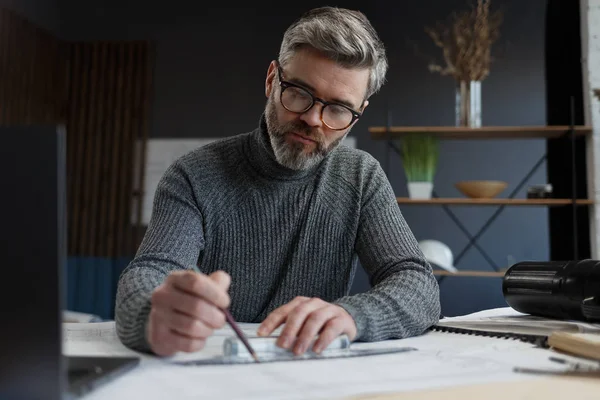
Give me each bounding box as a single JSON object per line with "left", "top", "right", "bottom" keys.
{"left": 424, "top": 0, "right": 504, "bottom": 127}
{"left": 400, "top": 134, "right": 439, "bottom": 199}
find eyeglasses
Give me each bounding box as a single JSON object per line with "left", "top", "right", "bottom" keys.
{"left": 276, "top": 63, "right": 362, "bottom": 131}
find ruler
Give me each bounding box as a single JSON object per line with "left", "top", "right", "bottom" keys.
{"left": 174, "top": 346, "right": 417, "bottom": 366}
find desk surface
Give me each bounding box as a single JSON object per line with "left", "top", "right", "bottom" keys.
{"left": 63, "top": 308, "right": 600, "bottom": 400}
{"left": 351, "top": 376, "right": 600, "bottom": 400}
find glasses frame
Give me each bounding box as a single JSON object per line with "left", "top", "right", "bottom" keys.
{"left": 275, "top": 62, "right": 362, "bottom": 131}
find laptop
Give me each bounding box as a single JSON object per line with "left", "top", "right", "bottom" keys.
{"left": 0, "top": 125, "right": 139, "bottom": 399}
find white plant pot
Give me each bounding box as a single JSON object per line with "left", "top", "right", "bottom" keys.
{"left": 407, "top": 182, "right": 433, "bottom": 199}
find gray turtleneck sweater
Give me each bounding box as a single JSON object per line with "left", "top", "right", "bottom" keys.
{"left": 115, "top": 116, "right": 441, "bottom": 352}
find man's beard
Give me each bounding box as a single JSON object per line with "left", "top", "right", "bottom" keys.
{"left": 264, "top": 92, "right": 349, "bottom": 171}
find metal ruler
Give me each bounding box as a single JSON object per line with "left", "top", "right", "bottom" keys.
{"left": 174, "top": 346, "right": 417, "bottom": 366}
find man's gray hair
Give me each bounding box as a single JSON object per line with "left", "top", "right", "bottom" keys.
{"left": 278, "top": 7, "right": 388, "bottom": 100}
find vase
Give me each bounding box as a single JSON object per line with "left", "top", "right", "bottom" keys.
{"left": 455, "top": 80, "right": 482, "bottom": 127}
{"left": 407, "top": 182, "right": 433, "bottom": 200}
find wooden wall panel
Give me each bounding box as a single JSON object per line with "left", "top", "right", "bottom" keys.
{"left": 0, "top": 7, "right": 154, "bottom": 259}
{"left": 0, "top": 8, "right": 66, "bottom": 125}
{"left": 66, "top": 41, "right": 154, "bottom": 258}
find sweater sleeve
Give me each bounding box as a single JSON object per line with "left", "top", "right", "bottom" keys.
{"left": 334, "top": 162, "right": 441, "bottom": 342}
{"left": 114, "top": 159, "right": 205, "bottom": 352}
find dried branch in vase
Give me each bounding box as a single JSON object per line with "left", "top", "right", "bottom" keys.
{"left": 425, "top": 0, "right": 503, "bottom": 82}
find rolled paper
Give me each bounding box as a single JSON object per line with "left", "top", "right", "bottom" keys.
{"left": 223, "top": 334, "right": 351, "bottom": 357}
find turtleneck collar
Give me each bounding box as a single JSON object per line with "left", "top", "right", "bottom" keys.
{"left": 244, "top": 114, "right": 324, "bottom": 181}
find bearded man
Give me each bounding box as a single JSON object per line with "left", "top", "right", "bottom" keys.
{"left": 115, "top": 6, "right": 441, "bottom": 357}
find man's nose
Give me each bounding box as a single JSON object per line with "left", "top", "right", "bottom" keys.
{"left": 299, "top": 103, "right": 324, "bottom": 128}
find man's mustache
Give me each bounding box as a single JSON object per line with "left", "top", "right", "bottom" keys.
{"left": 280, "top": 121, "right": 324, "bottom": 143}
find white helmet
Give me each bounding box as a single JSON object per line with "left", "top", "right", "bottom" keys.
{"left": 418, "top": 240, "right": 457, "bottom": 273}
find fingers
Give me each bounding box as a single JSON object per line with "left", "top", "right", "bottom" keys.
{"left": 169, "top": 270, "right": 230, "bottom": 309}
{"left": 209, "top": 270, "right": 231, "bottom": 291}
{"left": 293, "top": 306, "right": 339, "bottom": 354}
{"left": 257, "top": 296, "right": 310, "bottom": 337}
{"left": 147, "top": 269, "right": 233, "bottom": 357}
{"left": 160, "top": 335, "right": 206, "bottom": 355}
{"left": 312, "top": 316, "right": 347, "bottom": 354}
{"left": 147, "top": 308, "right": 207, "bottom": 356}
{"left": 152, "top": 284, "right": 226, "bottom": 329}
{"left": 259, "top": 298, "right": 358, "bottom": 356}
{"left": 310, "top": 307, "right": 357, "bottom": 354}
{"left": 278, "top": 298, "right": 327, "bottom": 350}
{"left": 152, "top": 307, "right": 214, "bottom": 339}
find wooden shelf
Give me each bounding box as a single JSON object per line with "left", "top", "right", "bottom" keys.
{"left": 433, "top": 270, "right": 505, "bottom": 277}
{"left": 369, "top": 125, "right": 593, "bottom": 140}
{"left": 396, "top": 198, "right": 593, "bottom": 206}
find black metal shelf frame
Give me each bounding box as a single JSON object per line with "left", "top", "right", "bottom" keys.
{"left": 380, "top": 97, "right": 583, "bottom": 276}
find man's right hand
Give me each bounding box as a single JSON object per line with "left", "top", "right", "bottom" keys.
{"left": 147, "top": 269, "right": 231, "bottom": 356}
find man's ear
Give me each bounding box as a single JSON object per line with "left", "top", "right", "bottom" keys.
{"left": 349, "top": 100, "right": 369, "bottom": 128}
{"left": 265, "top": 61, "right": 278, "bottom": 98}
{"left": 361, "top": 100, "right": 369, "bottom": 112}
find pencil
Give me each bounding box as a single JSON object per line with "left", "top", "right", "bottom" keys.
{"left": 223, "top": 308, "right": 261, "bottom": 363}
{"left": 189, "top": 265, "right": 260, "bottom": 363}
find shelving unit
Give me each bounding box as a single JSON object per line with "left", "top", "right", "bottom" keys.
{"left": 369, "top": 125, "right": 592, "bottom": 140}
{"left": 370, "top": 124, "right": 594, "bottom": 279}
{"left": 395, "top": 198, "right": 594, "bottom": 206}
{"left": 433, "top": 270, "right": 505, "bottom": 277}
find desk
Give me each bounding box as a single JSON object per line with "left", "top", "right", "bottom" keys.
{"left": 351, "top": 377, "right": 600, "bottom": 400}
{"left": 63, "top": 308, "right": 600, "bottom": 399}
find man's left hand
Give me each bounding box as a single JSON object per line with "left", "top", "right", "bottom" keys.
{"left": 257, "top": 296, "right": 357, "bottom": 355}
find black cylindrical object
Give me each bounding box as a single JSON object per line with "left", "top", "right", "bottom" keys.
{"left": 502, "top": 260, "right": 600, "bottom": 322}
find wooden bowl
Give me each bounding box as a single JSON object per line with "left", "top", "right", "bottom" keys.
{"left": 455, "top": 180, "right": 508, "bottom": 199}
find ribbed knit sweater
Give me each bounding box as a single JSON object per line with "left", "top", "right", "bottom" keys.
{"left": 115, "top": 115, "right": 441, "bottom": 352}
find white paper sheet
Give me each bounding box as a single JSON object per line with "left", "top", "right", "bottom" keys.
{"left": 76, "top": 329, "right": 573, "bottom": 400}
{"left": 442, "top": 306, "right": 525, "bottom": 320}
{"left": 62, "top": 308, "right": 592, "bottom": 400}
{"left": 62, "top": 321, "right": 282, "bottom": 362}
{"left": 63, "top": 322, "right": 141, "bottom": 358}
{"left": 160, "top": 323, "right": 287, "bottom": 364}
{"left": 437, "top": 307, "right": 600, "bottom": 336}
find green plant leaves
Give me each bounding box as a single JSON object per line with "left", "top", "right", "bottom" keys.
{"left": 399, "top": 134, "right": 439, "bottom": 182}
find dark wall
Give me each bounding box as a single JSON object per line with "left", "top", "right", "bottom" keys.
{"left": 545, "top": 0, "right": 590, "bottom": 262}
{"left": 0, "top": 0, "right": 61, "bottom": 36}
{"left": 58, "top": 0, "right": 549, "bottom": 316}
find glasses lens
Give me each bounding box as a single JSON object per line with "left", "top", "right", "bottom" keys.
{"left": 323, "top": 104, "right": 354, "bottom": 130}
{"left": 281, "top": 86, "right": 313, "bottom": 112}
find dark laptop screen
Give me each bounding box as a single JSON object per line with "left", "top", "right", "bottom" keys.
{"left": 0, "top": 125, "right": 67, "bottom": 400}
